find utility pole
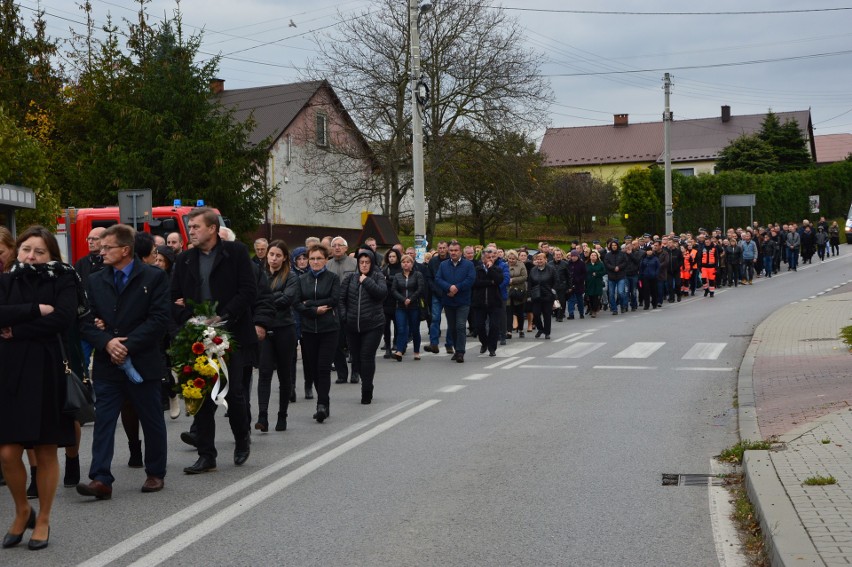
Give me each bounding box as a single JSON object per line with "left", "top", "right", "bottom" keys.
{"left": 409, "top": 0, "right": 430, "bottom": 263}
{"left": 663, "top": 73, "right": 673, "bottom": 235}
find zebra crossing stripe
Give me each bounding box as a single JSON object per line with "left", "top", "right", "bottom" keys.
{"left": 463, "top": 374, "right": 490, "bottom": 381}
{"left": 548, "top": 342, "right": 606, "bottom": 358}
{"left": 485, "top": 357, "right": 517, "bottom": 369}
{"left": 438, "top": 385, "right": 466, "bottom": 393}
{"left": 502, "top": 356, "right": 535, "bottom": 369}
{"left": 681, "top": 342, "right": 727, "bottom": 360}
{"left": 613, "top": 342, "right": 665, "bottom": 359}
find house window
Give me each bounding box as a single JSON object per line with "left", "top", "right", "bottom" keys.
{"left": 674, "top": 167, "right": 694, "bottom": 177}
{"left": 316, "top": 113, "right": 328, "bottom": 148}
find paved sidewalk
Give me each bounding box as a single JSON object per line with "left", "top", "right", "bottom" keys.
{"left": 739, "top": 287, "right": 852, "bottom": 566}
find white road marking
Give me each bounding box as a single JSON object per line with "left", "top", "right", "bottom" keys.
{"left": 613, "top": 342, "right": 665, "bottom": 359}
{"left": 548, "top": 342, "right": 605, "bottom": 358}
{"left": 497, "top": 343, "right": 540, "bottom": 357}
{"left": 463, "top": 373, "right": 490, "bottom": 381}
{"left": 484, "top": 357, "right": 517, "bottom": 369}
{"left": 675, "top": 367, "right": 735, "bottom": 372}
{"left": 709, "top": 459, "right": 749, "bottom": 567}
{"left": 502, "top": 356, "right": 536, "bottom": 369}
{"left": 682, "top": 342, "right": 727, "bottom": 360}
{"left": 593, "top": 365, "right": 657, "bottom": 370}
{"left": 560, "top": 332, "right": 594, "bottom": 344}
{"left": 553, "top": 332, "right": 582, "bottom": 343}
{"left": 518, "top": 365, "right": 579, "bottom": 369}
{"left": 78, "top": 400, "right": 421, "bottom": 567}
{"left": 123, "top": 400, "right": 442, "bottom": 567}
{"left": 438, "top": 385, "right": 466, "bottom": 393}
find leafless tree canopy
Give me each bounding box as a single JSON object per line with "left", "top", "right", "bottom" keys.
{"left": 305, "top": 0, "right": 552, "bottom": 233}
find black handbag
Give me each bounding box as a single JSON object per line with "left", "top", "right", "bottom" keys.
{"left": 509, "top": 287, "right": 525, "bottom": 301}
{"left": 58, "top": 337, "right": 96, "bottom": 425}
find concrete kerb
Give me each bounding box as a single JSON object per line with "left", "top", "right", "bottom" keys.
{"left": 737, "top": 302, "right": 825, "bottom": 567}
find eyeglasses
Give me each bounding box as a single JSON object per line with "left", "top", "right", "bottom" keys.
{"left": 100, "top": 245, "right": 127, "bottom": 252}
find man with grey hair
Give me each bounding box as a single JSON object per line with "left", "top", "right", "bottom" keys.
{"left": 253, "top": 238, "right": 268, "bottom": 268}
{"left": 326, "top": 236, "right": 358, "bottom": 384}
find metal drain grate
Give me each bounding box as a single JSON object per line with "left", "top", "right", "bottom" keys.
{"left": 662, "top": 473, "right": 726, "bottom": 487}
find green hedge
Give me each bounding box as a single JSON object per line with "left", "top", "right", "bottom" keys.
{"left": 620, "top": 161, "right": 852, "bottom": 235}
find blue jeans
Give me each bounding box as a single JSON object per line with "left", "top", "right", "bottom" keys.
{"left": 395, "top": 308, "right": 421, "bottom": 354}
{"left": 607, "top": 278, "right": 627, "bottom": 312}
{"left": 429, "top": 296, "right": 451, "bottom": 347}
{"left": 443, "top": 304, "right": 470, "bottom": 354}
{"left": 567, "top": 290, "right": 584, "bottom": 316}
{"left": 625, "top": 275, "right": 638, "bottom": 308}
{"left": 763, "top": 256, "right": 774, "bottom": 277}
{"left": 788, "top": 247, "right": 799, "bottom": 270}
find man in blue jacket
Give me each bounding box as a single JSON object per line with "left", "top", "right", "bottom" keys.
{"left": 435, "top": 241, "right": 475, "bottom": 363}
{"left": 426, "top": 241, "right": 451, "bottom": 354}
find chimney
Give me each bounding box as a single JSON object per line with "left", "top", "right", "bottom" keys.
{"left": 613, "top": 113, "right": 628, "bottom": 127}
{"left": 210, "top": 78, "right": 225, "bottom": 95}
{"left": 721, "top": 105, "right": 731, "bottom": 123}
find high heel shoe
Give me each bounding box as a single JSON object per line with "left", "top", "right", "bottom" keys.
{"left": 2, "top": 507, "right": 35, "bottom": 548}
{"left": 28, "top": 527, "right": 49, "bottom": 551}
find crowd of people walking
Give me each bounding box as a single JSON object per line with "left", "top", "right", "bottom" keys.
{"left": 0, "top": 211, "right": 841, "bottom": 551}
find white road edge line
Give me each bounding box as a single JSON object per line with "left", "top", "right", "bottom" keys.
{"left": 592, "top": 365, "right": 657, "bottom": 370}
{"left": 675, "top": 367, "right": 735, "bottom": 372}
{"left": 124, "top": 400, "right": 442, "bottom": 567}
{"left": 709, "top": 459, "right": 749, "bottom": 567}
{"left": 518, "top": 365, "right": 578, "bottom": 369}
{"left": 77, "top": 400, "right": 420, "bottom": 567}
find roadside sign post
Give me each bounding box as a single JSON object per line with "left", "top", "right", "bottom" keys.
{"left": 118, "top": 189, "right": 153, "bottom": 231}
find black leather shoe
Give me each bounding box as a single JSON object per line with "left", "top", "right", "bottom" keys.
{"left": 2, "top": 507, "right": 35, "bottom": 548}
{"left": 234, "top": 435, "right": 251, "bottom": 466}
{"left": 313, "top": 404, "right": 329, "bottom": 423}
{"left": 350, "top": 372, "right": 360, "bottom": 384}
{"left": 335, "top": 377, "right": 347, "bottom": 384}
{"left": 455, "top": 353, "right": 464, "bottom": 363}
{"left": 480, "top": 345, "right": 487, "bottom": 354}
{"left": 184, "top": 457, "right": 217, "bottom": 474}
{"left": 180, "top": 432, "right": 198, "bottom": 448}
{"left": 305, "top": 387, "right": 314, "bottom": 400}
{"left": 275, "top": 416, "right": 287, "bottom": 431}
{"left": 27, "top": 527, "right": 48, "bottom": 551}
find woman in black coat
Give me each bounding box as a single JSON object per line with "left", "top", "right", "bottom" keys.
{"left": 381, "top": 249, "right": 402, "bottom": 358}
{"left": 256, "top": 240, "right": 299, "bottom": 432}
{"left": 339, "top": 250, "right": 387, "bottom": 404}
{"left": 294, "top": 244, "right": 340, "bottom": 423}
{"left": 0, "top": 226, "right": 78, "bottom": 550}
{"left": 527, "top": 251, "right": 556, "bottom": 339}
{"left": 391, "top": 254, "right": 426, "bottom": 361}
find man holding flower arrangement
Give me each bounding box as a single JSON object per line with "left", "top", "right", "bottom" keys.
{"left": 171, "top": 208, "right": 257, "bottom": 474}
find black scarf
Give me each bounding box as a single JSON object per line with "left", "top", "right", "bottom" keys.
{"left": 9, "top": 260, "right": 91, "bottom": 319}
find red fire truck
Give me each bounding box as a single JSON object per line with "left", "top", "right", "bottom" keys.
{"left": 57, "top": 202, "right": 225, "bottom": 264}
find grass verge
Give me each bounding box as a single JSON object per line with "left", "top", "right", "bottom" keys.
{"left": 729, "top": 474, "right": 770, "bottom": 567}
{"left": 718, "top": 440, "right": 773, "bottom": 465}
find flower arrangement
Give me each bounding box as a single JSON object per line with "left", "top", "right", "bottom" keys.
{"left": 168, "top": 301, "right": 234, "bottom": 416}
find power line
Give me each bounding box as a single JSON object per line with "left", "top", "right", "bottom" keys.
{"left": 547, "top": 49, "right": 852, "bottom": 76}
{"left": 496, "top": 6, "right": 852, "bottom": 16}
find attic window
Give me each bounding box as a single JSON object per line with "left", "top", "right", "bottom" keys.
{"left": 316, "top": 113, "right": 328, "bottom": 148}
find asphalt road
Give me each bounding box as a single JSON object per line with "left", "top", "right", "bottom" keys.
{"left": 6, "top": 250, "right": 850, "bottom": 567}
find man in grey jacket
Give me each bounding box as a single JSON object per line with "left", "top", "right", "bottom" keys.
{"left": 786, "top": 224, "right": 801, "bottom": 271}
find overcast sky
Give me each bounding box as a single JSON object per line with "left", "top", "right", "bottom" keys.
{"left": 20, "top": 0, "right": 852, "bottom": 141}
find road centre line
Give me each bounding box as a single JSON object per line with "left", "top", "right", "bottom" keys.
{"left": 518, "top": 365, "right": 578, "bottom": 370}
{"left": 124, "top": 400, "right": 442, "bottom": 567}
{"left": 463, "top": 373, "right": 490, "bottom": 381}
{"left": 78, "top": 400, "right": 420, "bottom": 567}
{"left": 593, "top": 365, "right": 657, "bottom": 370}
{"left": 501, "top": 356, "right": 536, "bottom": 369}
{"left": 438, "top": 385, "right": 466, "bottom": 393}
{"left": 675, "top": 367, "right": 735, "bottom": 372}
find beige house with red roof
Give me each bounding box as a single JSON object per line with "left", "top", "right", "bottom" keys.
{"left": 540, "top": 106, "right": 815, "bottom": 183}
{"left": 214, "top": 79, "right": 393, "bottom": 246}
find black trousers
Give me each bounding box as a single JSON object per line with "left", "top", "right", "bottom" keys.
{"left": 639, "top": 276, "right": 658, "bottom": 307}
{"left": 301, "top": 330, "right": 338, "bottom": 407}
{"left": 194, "top": 350, "right": 249, "bottom": 461}
{"left": 334, "top": 315, "right": 349, "bottom": 381}
{"left": 473, "top": 304, "right": 501, "bottom": 354}
{"left": 258, "top": 325, "right": 297, "bottom": 420}
{"left": 531, "top": 298, "right": 552, "bottom": 335}
{"left": 345, "top": 326, "right": 383, "bottom": 393}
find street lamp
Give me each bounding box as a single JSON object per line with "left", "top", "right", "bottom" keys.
{"left": 410, "top": 0, "right": 432, "bottom": 263}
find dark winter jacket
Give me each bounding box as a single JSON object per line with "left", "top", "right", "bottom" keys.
{"left": 568, "top": 258, "right": 586, "bottom": 294}
{"left": 339, "top": 268, "right": 387, "bottom": 333}
{"left": 267, "top": 268, "right": 299, "bottom": 329}
{"left": 435, "top": 258, "right": 476, "bottom": 307}
{"left": 624, "top": 249, "right": 643, "bottom": 277}
{"left": 528, "top": 264, "right": 556, "bottom": 302}
{"left": 603, "top": 249, "right": 627, "bottom": 281}
{"left": 549, "top": 259, "right": 572, "bottom": 291}
{"left": 294, "top": 269, "right": 340, "bottom": 335}
{"left": 392, "top": 270, "right": 426, "bottom": 310}
{"left": 471, "top": 262, "right": 504, "bottom": 309}
{"left": 638, "top": 254, "right": 660, "bottom": 279}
